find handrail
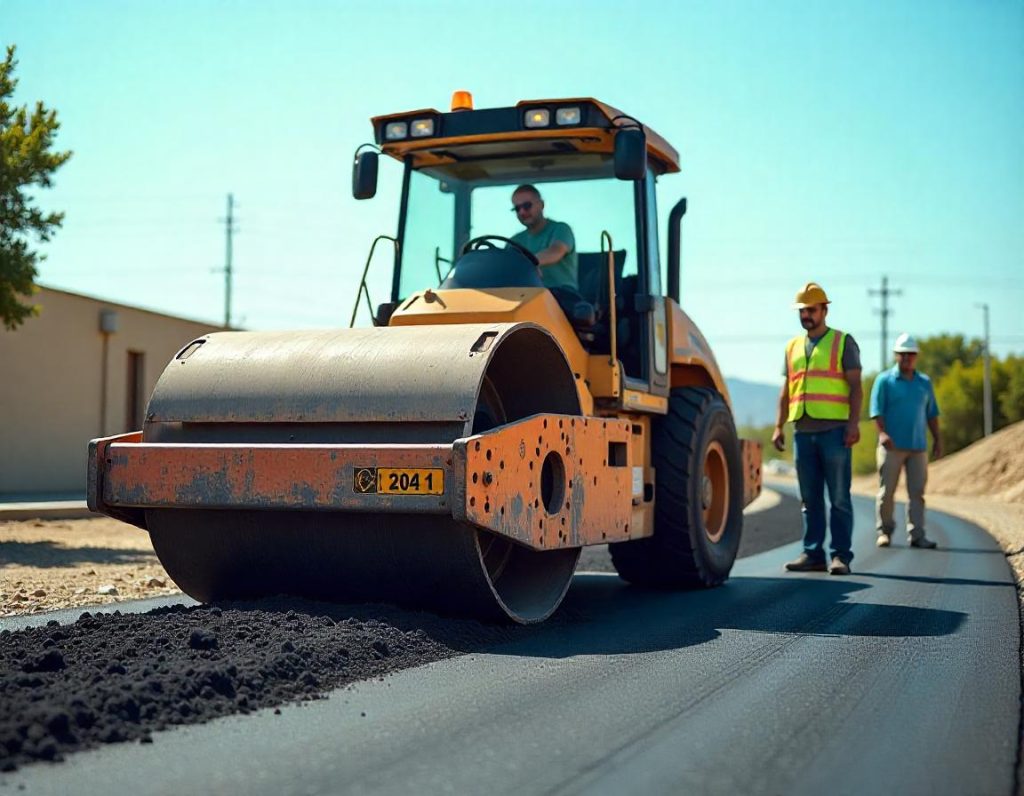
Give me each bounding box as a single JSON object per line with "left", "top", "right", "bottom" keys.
{"left": 600, "top": 230, "right": 617, "bottom": 367}
{"left": 349, "top": 234, "right": 399, "bottom": 328}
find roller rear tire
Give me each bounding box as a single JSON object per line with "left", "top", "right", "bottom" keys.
{"left": 609, "top": 387, "right": 743, "bottom": 588}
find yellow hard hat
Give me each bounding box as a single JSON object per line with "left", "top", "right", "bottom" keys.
{"left": 792, "top": 282, "right": 830, "bottom": 308}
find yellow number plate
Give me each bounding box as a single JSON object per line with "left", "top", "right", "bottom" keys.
{"left": 377, "top": 468, "right": 444, "bottom": 496}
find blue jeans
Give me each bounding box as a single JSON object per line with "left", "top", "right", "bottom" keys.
{"left": 794, "top": 426, "right": 854, "bottom": 564}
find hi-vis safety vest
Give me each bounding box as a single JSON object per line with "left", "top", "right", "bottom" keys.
{"left": 786, "top": 328, "right": 851, "bottom": 422}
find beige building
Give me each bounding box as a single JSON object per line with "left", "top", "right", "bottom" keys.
{"left": 0, "top": 286, "right": 218, "bottom": 497}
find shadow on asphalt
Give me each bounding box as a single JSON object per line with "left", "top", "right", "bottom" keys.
{"left": 0, "top": 541, "right": 155, "bottom": 568}
{"left": 485, "top": 574, "right": 969, "bottom": 658}
{"left": 578, "top": 488, "right": 807, "bottom": 575}
{"left": 856, "top": 572, "right": 1014, "bottom": 588}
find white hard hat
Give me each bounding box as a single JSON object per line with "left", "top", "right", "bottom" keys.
{"left": 893, "top": 333, "right": 918, "bottom": 353}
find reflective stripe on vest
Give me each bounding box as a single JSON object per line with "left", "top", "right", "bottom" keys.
{"left": 786, "top": 329, "right": 851, "bottom": 421}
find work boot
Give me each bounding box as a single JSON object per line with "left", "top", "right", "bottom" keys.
{"left": 876, "top": 533, "right": 891, "bottom": 548}
{"left": 784, "top": 553, "right": 827, "bottom": 573}
{"left": 829, "top": 557, "right": 851, "bottom": 576}
{"left": 910, "top": 537, "right": 938, "bottom": 549}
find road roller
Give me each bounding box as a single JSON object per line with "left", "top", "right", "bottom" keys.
{"left": 87, "top": 94, "right": 762, "bottom": 623}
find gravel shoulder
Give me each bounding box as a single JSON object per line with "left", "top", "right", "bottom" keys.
{"left": 0, "top": 518, "right": 179, "bottom": 617}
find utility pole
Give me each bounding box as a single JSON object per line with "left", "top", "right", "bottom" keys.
{"left": 869, "top": 276, "right": 902, "bottom": 371}
{"left": 220, "top": 193, "right": 238, "bottom": 329}
{"left": 977, "top": 302, "right": 993, "bottom": 437}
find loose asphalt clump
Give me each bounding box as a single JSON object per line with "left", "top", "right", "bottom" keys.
{"left": 0, "top": 597, "right": 530, "bottom": 773}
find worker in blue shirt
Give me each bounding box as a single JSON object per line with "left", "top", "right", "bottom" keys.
{"left": 869, "top": 333, "right": 943, "bottom": 549}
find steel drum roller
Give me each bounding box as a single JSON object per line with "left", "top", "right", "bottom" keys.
{"left": 143, "top": 323, "right": 582, "bottom": 623}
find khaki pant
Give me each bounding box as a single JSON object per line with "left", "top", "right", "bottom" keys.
{"left": 876, "top": 446, "right": 929, "bottom": 541}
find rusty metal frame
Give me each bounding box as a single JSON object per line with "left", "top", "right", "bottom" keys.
{"left": 94, "top": 438, "right": 454, "bottom": 514}
{"left": 740, "top": 438, "right": 763, "bottom": 507}
{"left": 88, "top": 414, "right": 640, "bottom": 552}
{"left": 453, "top": 414, "right": 634, "bottom": 549}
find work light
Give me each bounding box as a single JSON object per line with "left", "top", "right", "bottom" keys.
{"left": 555, "top": 107, "right": 581, "bottom": 125}
{"left": 524, "top": 109, "right": 550, "bottom": 128}
{"left": 410, "top": 118, "right": 435, "bottom": 138}
{"left": 384, "top": 121, "right": 408, "bottom": 140}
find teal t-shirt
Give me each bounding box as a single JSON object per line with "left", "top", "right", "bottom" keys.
{"left": 869, "top": 366, "right": 940, "bottom": 451}
{"left": 511, "top": 220, "right": 577, "bottom": 290}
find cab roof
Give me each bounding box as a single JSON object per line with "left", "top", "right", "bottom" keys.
{"left": 370, "top": 98, "right": 681, "bottom": 175}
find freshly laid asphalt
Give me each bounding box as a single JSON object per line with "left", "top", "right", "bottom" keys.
{"left": 2, "top": 489, "right": 1019, "bottom": 795}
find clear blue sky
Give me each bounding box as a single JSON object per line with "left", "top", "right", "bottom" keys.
{"left": 6, "top": 0, "right": 1023, "bottom": 384}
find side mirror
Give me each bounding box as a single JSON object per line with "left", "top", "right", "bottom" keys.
{"left": 614, "top": 127, "right": 647, "bottom": 181}
{"left": 352, "top": 150, "right": 379, "bottom": 200}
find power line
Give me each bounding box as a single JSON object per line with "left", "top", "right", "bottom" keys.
{"left": 706, "top": 332, "right": 1024, "bottom": 343}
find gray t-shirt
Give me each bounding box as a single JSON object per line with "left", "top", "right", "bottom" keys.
{"left": 781, "top": 331, "right": 862, "bottom": 432}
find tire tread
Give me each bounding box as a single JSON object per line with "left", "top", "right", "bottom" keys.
{"left": 609, "top": 387, "right": 743, "bottom": 588}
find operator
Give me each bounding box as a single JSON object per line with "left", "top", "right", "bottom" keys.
{"left": 869, "top": 333, "right": 942, "bottom": 550}
{"left": 505, "top": 185, "right": 589, "bottom": 329}
{"left": 772, "top": 282, "right": 863, "bottom": 576}
{"left": 510, "top": 184, "right": 578, "bottom": 289}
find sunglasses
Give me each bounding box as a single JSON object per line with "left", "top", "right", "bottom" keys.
{"left": 511, "top": 201, "right": 534, "bottom": 214}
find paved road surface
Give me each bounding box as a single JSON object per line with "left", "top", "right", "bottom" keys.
{"left": 5, "top": 493, "right": 1019, "bottom": 795}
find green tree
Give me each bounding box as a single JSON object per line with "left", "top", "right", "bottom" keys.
{"left": 860, "top": 371, "right": 878, "bottom": 419}
{"left": 738, "top": 424, "right": 792, "bottom": 464}
{"left": 916, "top": 334, "right": 983, "bottom": 382}
{"left": 998, "top": 355, "right": 1024, "bottom": 425}
{"left": 1, "top": 45, "right": 71, "bottom": 330}
{"left": 933, "top": 359, "right": 990, "bottom": 454}
{"left": 851, "top": 419, "right": 879, "bottom": 476}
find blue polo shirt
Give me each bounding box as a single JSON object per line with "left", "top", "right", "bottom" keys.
{"left": 869, "top": 366, "right": 940, "bottom": 451}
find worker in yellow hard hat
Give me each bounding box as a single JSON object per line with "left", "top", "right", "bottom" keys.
{"left": 772, "top": 282, "right": 863, "bottom": 575}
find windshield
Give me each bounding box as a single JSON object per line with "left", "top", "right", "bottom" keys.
{"left": 396, "top": 155, "right": 641, "bottom": 300}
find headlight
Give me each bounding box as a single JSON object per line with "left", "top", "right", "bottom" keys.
{"left": 410, "top": 118, "right": 435, "bottom": 138}
{"left": 384, "top": 121, "right": 408, "bottom": 140}
{"left": 555, "top": 107, "right": 581, "bottom": 126}
{"left": 524, "top": 109, "right": 550, "bottom": 128}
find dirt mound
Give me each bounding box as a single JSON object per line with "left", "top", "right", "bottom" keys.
{"left": 929, "top": 421, "right": 1024, "bottom": 503}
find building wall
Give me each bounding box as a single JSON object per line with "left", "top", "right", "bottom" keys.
{"left": 0, "top": 287, "right": 217, "bottom": 495}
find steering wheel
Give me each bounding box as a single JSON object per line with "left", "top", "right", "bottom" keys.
{"left": 461, "top": 235, "right": 539, "bottom": 267}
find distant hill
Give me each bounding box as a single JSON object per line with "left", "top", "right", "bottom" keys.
{"left": 725, "top": 378, "right": 781, "bottom": 428}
